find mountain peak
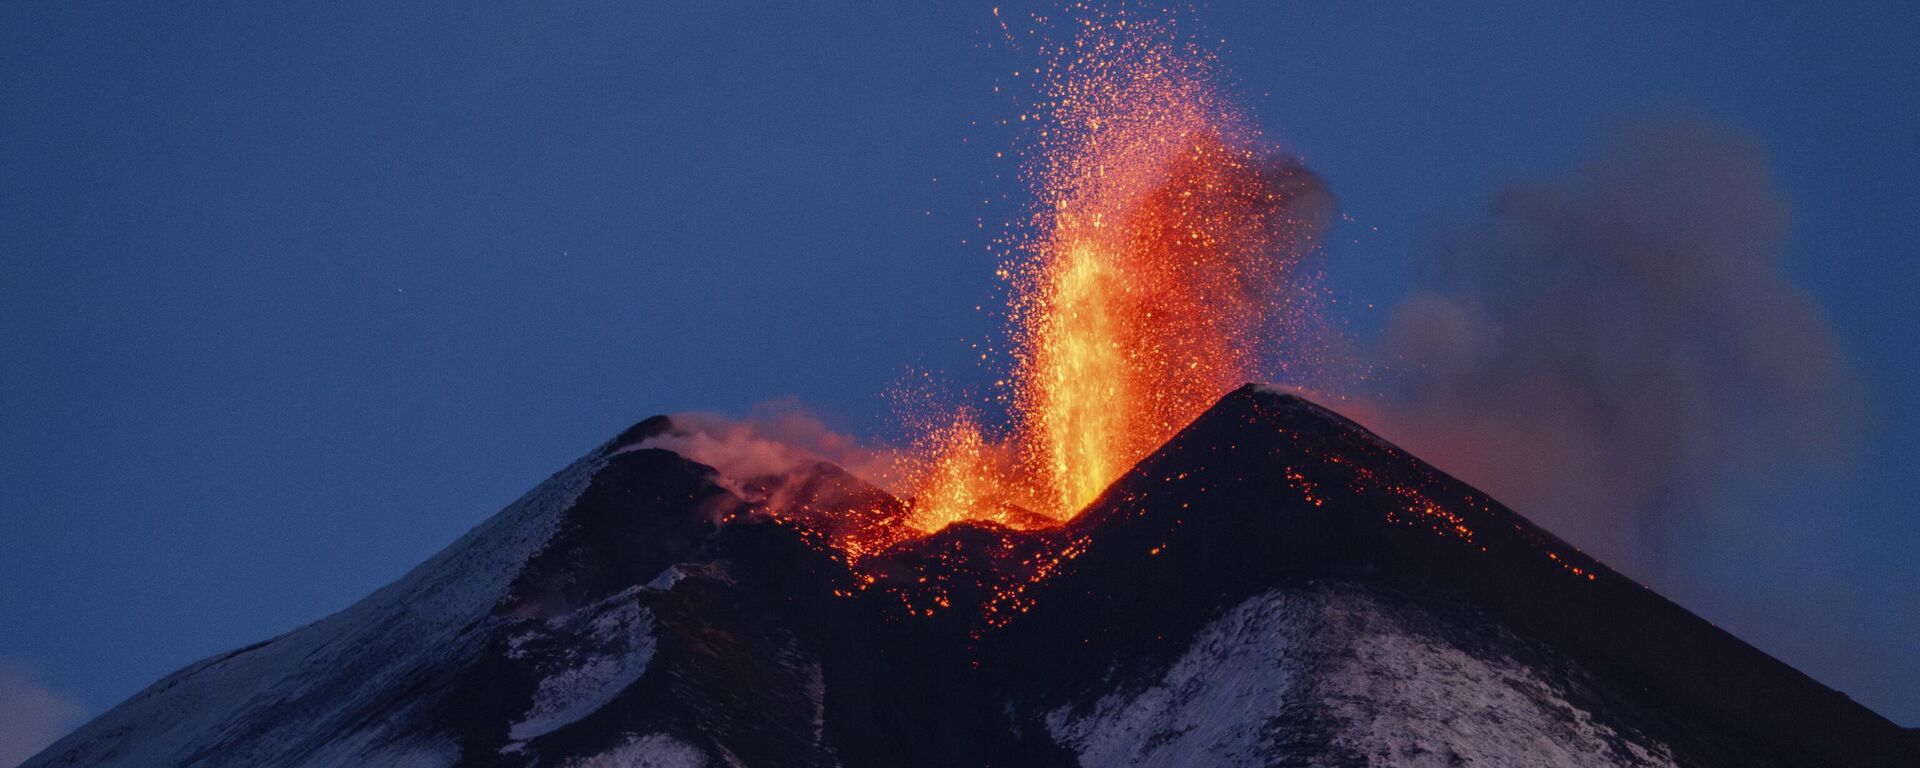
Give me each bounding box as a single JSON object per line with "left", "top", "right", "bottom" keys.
{"left": 26, "top": 390, "right": 1915, "bottom": 768}
{"left": 992, "top": 383, "right": 1910, "bottom": 766}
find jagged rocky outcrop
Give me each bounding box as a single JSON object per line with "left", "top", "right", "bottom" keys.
{"left": 25, "top": 387, "right": 1916, "bottom": 767}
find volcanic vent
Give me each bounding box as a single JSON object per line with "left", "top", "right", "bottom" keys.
{"left": 24, "top": 7, "right": 1913, "bottom": 768}
{"left": 26, "top": 387, "right": 1917, "bottom": 768}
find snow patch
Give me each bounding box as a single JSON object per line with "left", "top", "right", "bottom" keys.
{"left": 1047, "top": 592, "right": 1298, "bottom": 766}
{"left": 558, "top": 733, "right": 713, "bottom": 768}
{"left": 20, "top": 453, "right": 609, "bottom": 768}
{"left": 507, "top": 594, "right": 658, "bottom": 742}
{"left": 647, "top": 566, "right": 691, "bottom": 591}
{"left": 1048, "top": 585, "right": 1679, "bottom": 767}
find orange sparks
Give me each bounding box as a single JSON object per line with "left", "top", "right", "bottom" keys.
{"left": 750, "top": 6, "right": 1601, "bottom": 633}
{"left": 909, "top": 8, "right": 1327, "bottom": 524}
{"left": 800, "top": 8, "right": 1348, "bottom": 629}
{"left": 902, "top": 408, "right": 1013, "bottom": 532}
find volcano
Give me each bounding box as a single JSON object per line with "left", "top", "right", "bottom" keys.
{"left": 24, "top": 387, "right": 1915, "bottom": 768}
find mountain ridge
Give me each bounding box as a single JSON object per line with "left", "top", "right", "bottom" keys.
{"left": 24, "top": 385, "right": 1914, "bottom": 767}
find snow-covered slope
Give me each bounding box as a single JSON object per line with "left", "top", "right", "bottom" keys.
{"left": 25, "top": 388, "right": 1918, "bottom": 768}
{"left": 24, "top": 443, "right": 607, "bottom": 767}
{"left": 973, "top": 387, "right": 1915, "bottom": 767}
{"left": 1047, "top": 584, "right": 1676, "bottom": 767}
{"left": 23, "top": 418, "right": 802, "bottom": 768}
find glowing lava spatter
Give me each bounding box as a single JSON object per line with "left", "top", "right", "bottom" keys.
{"left": 907, "top": 7, "right": 1330, "bottom": 527}
{"left": 780, "top": 11, "right": 1595, "bottom": 636}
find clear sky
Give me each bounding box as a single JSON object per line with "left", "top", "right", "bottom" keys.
{"left": 2, "top": 0, "right": 1915, "bottom": 742}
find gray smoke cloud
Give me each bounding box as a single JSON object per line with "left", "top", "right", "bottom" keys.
{"left": 0, "top": 658, "right": 84, "bottom": 768}
{"left": 1373, "top": 116, "right": 1863, "bottom": 576}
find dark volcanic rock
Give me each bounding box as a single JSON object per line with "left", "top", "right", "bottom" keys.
{"left": 980, "top": 386, "right": 1914, "bottom": 767}
{"left": 25, "top": 390, "right": 1916, "bottom": 768}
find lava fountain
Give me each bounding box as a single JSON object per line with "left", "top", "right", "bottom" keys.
{"left": 907, "top": 7, "right": 1331, "bottom": 530}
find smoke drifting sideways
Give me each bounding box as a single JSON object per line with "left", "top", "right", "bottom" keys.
{"left": 626, "top": 115, "right": 1861, "bottom": 591}
{"left": 634, "top": 402, "right": 898, "bottom": 503}
{"left": 1370, "top": 117, "right": 1865, "bottom": 579}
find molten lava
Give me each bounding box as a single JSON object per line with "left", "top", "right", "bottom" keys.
{"left": 907, "top": 8, "right": 1329, "bottom": 527}
{"left": 1015, "top": 137, "right": 1325, "bottom": 516}
{"left": 735, "top": 10, "right": 1603, "bottom": 639}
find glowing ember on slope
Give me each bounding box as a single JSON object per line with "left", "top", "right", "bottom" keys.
{"left": 744, "top": 8, "right": 1354, "bottom": 629}
{"left": 908, "top": 6, "right": 1330, "bottom": 526}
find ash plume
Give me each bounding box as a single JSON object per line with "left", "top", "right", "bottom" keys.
{"left": 1371, "top": 116, "right": 1864, "bottom": 576}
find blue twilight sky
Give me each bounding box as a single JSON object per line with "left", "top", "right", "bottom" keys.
{"left": 2, "top": 0, "right": 1916, "bottom": 740}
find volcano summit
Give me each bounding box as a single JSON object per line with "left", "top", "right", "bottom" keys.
{"left": 24, "top": 387, "right": 1914, "bottom": 768}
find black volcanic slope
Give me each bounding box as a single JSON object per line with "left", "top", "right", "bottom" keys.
{"left": 979, "top": 387, "right": 1914, "bottom": 767}
{"left": 25, "top": 386, "right": 1915, "bottom": 768}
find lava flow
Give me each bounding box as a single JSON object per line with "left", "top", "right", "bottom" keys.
{"left": 904, "top": 7, "right": 1331, "bottom": 530}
